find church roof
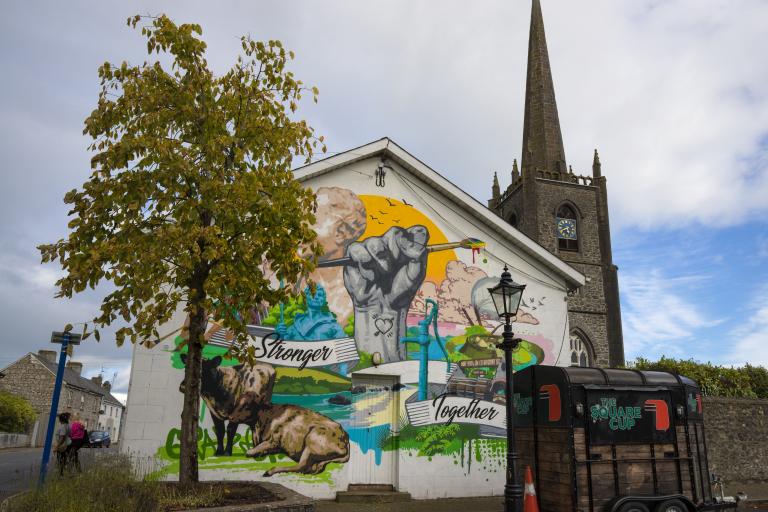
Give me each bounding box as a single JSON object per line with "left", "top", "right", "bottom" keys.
{"left": 293, "top": 137, "right": 585, "bottom": 290}
{"left": 520, "top": 0, "right": 567, "bottom": 174}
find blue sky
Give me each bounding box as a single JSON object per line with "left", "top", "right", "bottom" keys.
{"left": 615, "top": 223, "right": 768, "bottom": 365}
{"left": 1, "top": 0, "right": 767, "bottom": 401}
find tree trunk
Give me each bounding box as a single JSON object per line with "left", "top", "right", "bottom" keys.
{"left": 179, "top": 304, "right": 206, "bottom": 486}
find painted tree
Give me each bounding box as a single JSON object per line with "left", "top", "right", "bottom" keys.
{"left": 39, "top": 15, "right": 324, "bottom": 484}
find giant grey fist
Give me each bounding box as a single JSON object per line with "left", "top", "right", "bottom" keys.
{"left": 343, "top": 225, "right": 429, "bottom": 362}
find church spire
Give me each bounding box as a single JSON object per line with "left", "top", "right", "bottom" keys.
{"left": 520, "top": 0, "right": 567, "bottom": 175}
{"left": 592, "top": 149, "right": 602, "bottom": 177}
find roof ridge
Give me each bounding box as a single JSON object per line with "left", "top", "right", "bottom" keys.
{"left": 30, "top": 352, "right": 114, "bottom": 397}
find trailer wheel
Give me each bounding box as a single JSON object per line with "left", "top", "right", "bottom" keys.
{"left": 616, "top": 502, "right": 650, "bottom": 512}
{"left": 654, "top": 499, "right": 688, "bottom": 512}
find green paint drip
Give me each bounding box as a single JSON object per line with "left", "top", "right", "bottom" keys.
{"left": 467, "top": 439, "right": 472, "bottom": 473}
{"left": 199, "top": 401, "right": 207, "bottom": 425}
{"left": 150, "top": 446, "right": 342, "bottom": 485}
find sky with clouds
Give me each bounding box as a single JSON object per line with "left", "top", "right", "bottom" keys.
{"left": 1, "top": 0, "right": 767, "bottom": 402}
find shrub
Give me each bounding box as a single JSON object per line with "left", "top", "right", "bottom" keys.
{"left": 11, "top": 452, "right": 159, "bottom": 512}
{"left": 9, "top": 451, "right": 224, "bottom": 512}
{"left": 629, "top": 357, "right": 768, "bottom": 399}
{"left": 0, "top": 391, "right": 36, "bottom": 433}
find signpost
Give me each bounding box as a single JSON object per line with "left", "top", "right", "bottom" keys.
{"left": 39, "top": 328, "right": 82, "bottom": 485}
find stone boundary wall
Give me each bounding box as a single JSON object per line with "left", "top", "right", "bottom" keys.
{"left": 0, "top": 432, "right": 30, "bottom": 449}
{"left": 703, "top": 396, "right": 768, "bottom": 483}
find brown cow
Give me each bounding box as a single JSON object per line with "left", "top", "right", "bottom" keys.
{"left": 179, "top": 354, "right": 275, "bottom": 456}
{"left": 246, "top": 403, "right": 350, "bottom": 476}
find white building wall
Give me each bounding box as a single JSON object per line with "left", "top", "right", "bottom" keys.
{"left": 122, "top": 149, "right": 578, "bottom": 499}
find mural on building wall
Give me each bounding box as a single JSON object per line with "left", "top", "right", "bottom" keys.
{"left": 155, "top": 185, "right": 559, "bottom": 481}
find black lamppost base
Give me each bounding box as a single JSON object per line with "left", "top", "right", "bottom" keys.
{"left": 501, "top": 330, "right": 523, "bottom": 512}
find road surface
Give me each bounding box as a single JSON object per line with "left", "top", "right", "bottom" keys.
{"left": 0, "top": 447, "right": 41, "bottom": 500}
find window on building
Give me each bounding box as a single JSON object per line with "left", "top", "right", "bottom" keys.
{"left": 556, "top": 204, "right": 578, "bottom": 251}
{"left": 508, "top": 212, "right": 518, "bottom": 228}
{"left": 569, "top": 332, "right": 593, "bottom": 368}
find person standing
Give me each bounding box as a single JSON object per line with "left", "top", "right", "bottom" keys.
{"left": 68, "top": 413, "right": 86, "bottom": 471}
{"left": 53, "top": 412, "right": 71, "bottom": 476}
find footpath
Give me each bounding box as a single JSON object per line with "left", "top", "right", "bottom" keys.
{"left": 316, "top": 496, "right": 504, "bottom": 512}
{"left": 314, "top": 482, "right": 768, "bottom": 512}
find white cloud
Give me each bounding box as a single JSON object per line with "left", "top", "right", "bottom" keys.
{"left": 99, "top": 0, "right": 768, "bottom": 230}
{"left": 79, "top": 358, "right": 132, "bottom": 405}
{"left": 543, "top": 1, "right": 768, "bottom": 229}
{"left": 2, "top": 0, "right": 768, "bottom": 376}
{"left": 726, "top": 285, "right": 768, "bottom": 367}
{"left": 0, "top": 253, "right": 64, "bottom": 291}
{"left": 620, "top": 269, "right": 723, "bottom": 359}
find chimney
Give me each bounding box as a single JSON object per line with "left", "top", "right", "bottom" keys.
{"left": 91, "top": 375, "right": 103, "bottom": 386}
{"left": 102, "top": 381, "right": 112, "bottom": 392}
{"left": 66, "top": 361, "right": 83, "bottom": 376}
{"left": 37, "top": 350, "right": 57, "bottom": 363}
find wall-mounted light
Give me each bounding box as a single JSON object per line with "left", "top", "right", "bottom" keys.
{"left": 375, "top": 159, "right": 390, "bottom": 187}
{"left": 574, "top": 402, "right": 585, "bottom": 418}
{"left": 372, "top": 352, "right": 383, "bottom": 367}
{"left": 676, "top": 404, "right": 686, "bottom": 420}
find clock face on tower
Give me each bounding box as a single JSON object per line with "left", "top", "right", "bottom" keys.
{"left": 556, "top": 217, "right": 577, "bottom": 240}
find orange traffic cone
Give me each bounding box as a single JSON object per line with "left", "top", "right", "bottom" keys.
{"left": 524, "top": 465, "right": 539, "bottom": 512}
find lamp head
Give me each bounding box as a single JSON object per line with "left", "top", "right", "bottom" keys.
{"left": 487, "top": 266, "right": 526, "bottom": 320}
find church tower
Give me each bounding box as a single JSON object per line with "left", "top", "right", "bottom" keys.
{"left": 489, "top": 0, "right": 624, "bottom": 367}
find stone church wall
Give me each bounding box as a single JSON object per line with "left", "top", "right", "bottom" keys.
{"left": 532, "top": 179, "right": 613, "bottom": 366}
{"left": 704, "top": 396, "right": 768, "bottom": 484}
{"left": 532, "top": 179, "right": 601, "bottom": 259}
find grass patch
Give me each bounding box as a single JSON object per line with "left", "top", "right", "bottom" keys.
{"left": 9, "top": 451, "right": 279, "bottom": 512}
{"left": 10, "top": 452, "right": 159, "bottom": 512}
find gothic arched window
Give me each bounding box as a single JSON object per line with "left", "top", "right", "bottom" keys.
{"left": 556, "top": 204, "right": 578, "bottom": 251}
{"left": 569, "top": 332, "right": 593, "bottom": 367}
{"left": 508, "top": 212, "right": 518, "bottom": 228}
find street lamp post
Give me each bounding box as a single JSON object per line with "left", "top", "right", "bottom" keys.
{"left": 488, "top": 266, "right": 526, "bottom": 512}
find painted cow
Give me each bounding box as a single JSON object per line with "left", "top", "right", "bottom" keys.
{"left": 179, "top": 354, "right": 275, "bottom": 456}
{"left": 246, "top": 403, "right": 350, "bottom": 476}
